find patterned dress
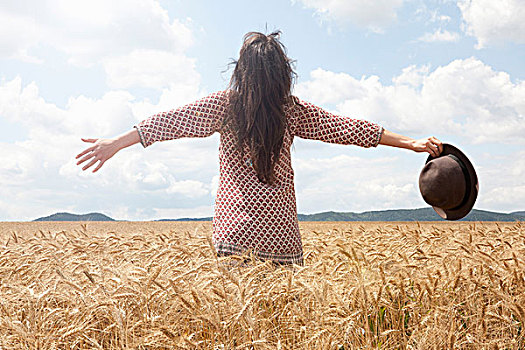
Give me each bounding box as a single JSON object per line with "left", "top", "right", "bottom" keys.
{"left": 135, "top": 90, "right": 383, "bottom": 265}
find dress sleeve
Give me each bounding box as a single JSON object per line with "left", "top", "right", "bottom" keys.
{"left": 288, "top": 98, "right": 383, "bottom": 148}
{"left": 134, "top": 91, "right": 229, "bottom": 148}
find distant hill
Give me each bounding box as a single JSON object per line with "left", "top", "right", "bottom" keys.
{"left": 297, "top": 208, "right": 524, "bottom": 222}
{"left": 34, "top": 208, "right": 524, "bottom": 222}
{"left": 34, "top": 212, "right": 115, "bottom": 222}
{"left": 511, "top": 211, "right": 525, "bottom": 218}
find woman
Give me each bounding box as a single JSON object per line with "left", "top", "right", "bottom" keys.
{"left": 76, "top": 31, "right": 442, "bottom": 266}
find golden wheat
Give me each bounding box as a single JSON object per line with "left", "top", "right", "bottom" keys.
{"left": 0, "top": 221, "right": 523, "bottom": 349}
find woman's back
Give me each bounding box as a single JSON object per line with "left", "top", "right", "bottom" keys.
{"left": 134, "top": 89, "right": 383, "bottom": 265}
{"left": 76, "top": 30, "right": 442, "bottom": 266}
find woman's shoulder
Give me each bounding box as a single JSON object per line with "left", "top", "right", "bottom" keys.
{"left": 285, "top": 95, "right": 318, "bottom": 112}
{"left": 192, "top": 90, "right": 232, "bottom": 115}
{"left": 204, "top": 90, "right": 231, "bottom": 103}
{"left": 284, "top": 95, "right": 320, "bottom": 122}
{"left": 284, "top": 95, "right": 302, "bottom": 113}
{"left": 284, "top": 96, "right": 304, "bottom": 134}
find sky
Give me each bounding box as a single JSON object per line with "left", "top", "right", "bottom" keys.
{"left": 0, "top": 0, "right": 524, "bottom": 221}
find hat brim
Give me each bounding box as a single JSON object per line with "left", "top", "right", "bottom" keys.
{"left": 425, "top": 144, "right": 478, "bottom": 220}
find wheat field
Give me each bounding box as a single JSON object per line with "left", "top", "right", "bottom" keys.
{"left": 0, "top": 221, "right": 523, "bottom": 349}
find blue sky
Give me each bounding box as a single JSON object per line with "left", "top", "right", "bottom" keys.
{"left": 0, "top": 0, "right": 524, "bottom": 221}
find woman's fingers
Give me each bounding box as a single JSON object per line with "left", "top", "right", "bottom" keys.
{"left": 82, "top": 158, "right": 99, "bottom": 171}
{"left": 425, "top": 136, "right": 443, "bottom": 157}
{"left": 92, "top": 160, "right": 105, "bottom": 173}
{"left": 76, "top": 152, "right": 96, "bottom": 165}
{"left": 429, "top": 142, "right": 439, "bottom": 157}
{"left": 430, "top": 136, "right": 443, "bottom": 154}
{"left": 76, "top": 139, "right": 98, "bottom": 167}
{"left": 76, "top": 146, "right": 96, "bottom": 159}
{"left": 76, "top": 137, "right": 120, "bottom": 172}
{"left": 425, "top": 140, "right": 435, "bottom": 157}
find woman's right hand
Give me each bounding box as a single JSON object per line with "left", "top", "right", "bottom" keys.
{"left": 75, "top": 138, "right": 120, "bottom": 172}
{"left": 75, "top": 129, "right": 141, "bottom": 173}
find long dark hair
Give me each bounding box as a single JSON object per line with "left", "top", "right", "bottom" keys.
{"left": 225, "top": 31, "right": 296, "bottom": 185}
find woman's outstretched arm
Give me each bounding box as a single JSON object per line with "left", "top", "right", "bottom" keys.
{"left": 76, "top": 91, "right": 228, "bottom": 173}
{"left": 76, "top": 129, "right": 140, "bottom": 172}
{"left": 379, "top": 129, "right": 443, "bottom": 157}
{"left": 289, "top": 99, "right": 442, "bottom": 158}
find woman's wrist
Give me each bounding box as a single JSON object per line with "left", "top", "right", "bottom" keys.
{"left": 114, "top": 129, "right": 141, "bottom": 150}
{"left": 379, "top": 129, "right": 416, "bottom": 151}
{"left": 407, "top": 138, "right": 417, "bottom": 151}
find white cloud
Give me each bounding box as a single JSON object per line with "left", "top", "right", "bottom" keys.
{"left": 131, "top": 82, "right": 205, "bottom": 119}
{"left": 418, "top": 29, "right": 460, "bottom": 43}
{"left": 0, "top": 0, "right": 193, "bottom": 66}
{"left": 0, "top": 76, "right": 218, "bottom": 221}
{"left": 0, "top": 0, "right": 201, "bottom": 126}
{"left": 1, "top": 67, "right": 523, "bottom": 220}
{"left": 482, "top": 185, "right": 525, "bottom": 211}
{"left": 210, "top": 175, "right": 220, "bottom": 197}
{"left": 103, "top": 50, "right": 199, "bottom": 90}
{"left": 152, "top": 206, "right": 214, "bottom": 220}
{"left": 475, "top": 150, "right": 525, "bottom": 212}
{"left": 391, "top": 65, "right": 430, "bottom": 87}
{"left": 0, "top": 190, "right": 77, "bottom": 222}
{"left": 296, "top": 58, "right": 525, "bottom": 145}
{"left": 0, "top": 142, "right": 37, "bottom": 186}
{"left": 431, "top": 14, "right": 451, "bottom": 23}
{"left": 293, "top": 60, "right": 525, "bottom": 213}
{"left": 0, "top": 11, "right": 42, "bottom": 63}
{"left": 103, "top": 206, "right": 152, "bottom": 221}
{"left": 292, "top": 145, "right": 525, "bottom": 214}
{"left": 458, "top": 0, "right": 525, "bottom": 48}
{"left": 294, "top": 0, "right": 404, "bottom": 32}
{"left": 166, "top": 180, "right": 210, "bottom": 198}
{"left": 293, "top": 154, "right": 423, "bottom": 213}
{"left": 355, "top": 182, "right": 415, "bottom": 205}
{"left": 0, "top": 77, "right": 66, "bottom": 128}
{"left": 414, "top": 5, "right": 452, "bottom": 24}
{"left": 294, "top": 69, "right": 367, "bottom": 105}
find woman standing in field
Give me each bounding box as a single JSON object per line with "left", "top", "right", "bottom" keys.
{"left": 76, "top": 31, "right": 442, "bottom": 266}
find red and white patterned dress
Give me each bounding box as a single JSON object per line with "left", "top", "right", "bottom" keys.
{"left": 135, "top": 91, "right": 383, "bottom": 265}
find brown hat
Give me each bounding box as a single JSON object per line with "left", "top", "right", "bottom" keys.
{"left": 419, "top": 144, "right": 479, "bottom": 220}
